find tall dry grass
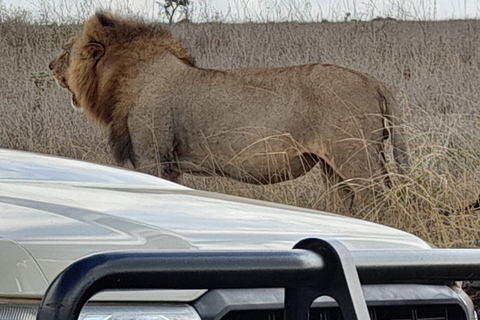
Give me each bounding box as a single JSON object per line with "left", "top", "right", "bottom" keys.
{"left": 0, "top": 19, "right": 479, "bottom": 247}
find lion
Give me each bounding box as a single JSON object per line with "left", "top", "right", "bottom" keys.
{"left": 49, "top": 12, "right": 408, "bottom": 198}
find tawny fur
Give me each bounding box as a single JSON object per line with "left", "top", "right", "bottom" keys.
{"left": 50, "top": 12, "right": 408, "bottom": 194}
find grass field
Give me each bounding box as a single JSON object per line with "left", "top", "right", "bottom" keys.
{"left": 0, "top": 18, "right": 479, "bottom": 248}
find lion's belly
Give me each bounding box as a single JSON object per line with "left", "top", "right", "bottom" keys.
{"left": 176, "top": 127, "right": 316, "bottom": 184}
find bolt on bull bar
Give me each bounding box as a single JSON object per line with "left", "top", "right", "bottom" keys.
{"left": 36, "top": 238, "right": 480, "bottom": 320}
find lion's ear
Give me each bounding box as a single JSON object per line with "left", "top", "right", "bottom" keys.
{"left": 83, "top": 42, "right": 105, "bottom": 61}
{"left": 96, "top": 12, "right": 116, "bottom": 28}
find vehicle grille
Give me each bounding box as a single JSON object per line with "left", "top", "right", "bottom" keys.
{"left": 222, "top": 304, "right": 466, "bottom": 320}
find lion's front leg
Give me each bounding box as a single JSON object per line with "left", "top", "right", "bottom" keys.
{"left": 159, "top": 161, "right": 181, "bottom": 183}
{"left": 134, "top": 156, "right": 181, "bottom": 183}
{"left": 128, "top": 100, "right": 180, "bottom": 182}
{"left": 128, "top": 125, "right": 180, "bottom": 182}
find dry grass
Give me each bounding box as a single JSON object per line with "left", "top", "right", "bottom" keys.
{"left": 0, "top": 19, "right": 478, "bottom": 248}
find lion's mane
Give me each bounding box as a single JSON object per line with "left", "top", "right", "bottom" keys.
{"left": 50, "top": 12, "right": 194, "bottom": 164}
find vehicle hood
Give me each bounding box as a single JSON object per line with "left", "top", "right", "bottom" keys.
{"left": 0, "top": 149, "right": 431, "bottom": 300}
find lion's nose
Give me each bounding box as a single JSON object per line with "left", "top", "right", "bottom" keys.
{"left": 48, "top": 61, "right": 53, "bottom": 70}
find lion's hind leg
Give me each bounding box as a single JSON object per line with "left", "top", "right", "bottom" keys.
{"left": 325, "top": 138, "right": 389, "bottom": 209}
{"left": 287, "top": 153, "right": 321, "bottom": 179}
{"left": 316, "top": 158, "right": 356, "bottom": 210}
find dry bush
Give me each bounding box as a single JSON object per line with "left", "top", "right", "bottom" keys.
{"left": 0, "top": 19, "right": 478, "bottom": 248}
{"left": 0, "top": 22, "right": 116, "bottom": 163}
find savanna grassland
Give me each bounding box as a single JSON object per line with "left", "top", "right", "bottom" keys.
{"left": 0, "top": 19, "right": 479, "bottom": 248}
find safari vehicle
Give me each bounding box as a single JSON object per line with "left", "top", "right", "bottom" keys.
{"left": 0, "top": 148, "right": 478, "bottom": 320}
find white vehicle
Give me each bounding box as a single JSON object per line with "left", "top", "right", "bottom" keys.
{"left": 0, "top": 148, "right": 477, "bottom": 320}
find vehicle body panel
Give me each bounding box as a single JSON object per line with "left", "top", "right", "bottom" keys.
{"left": 0, "top": 149, "right": 439, "bottom": 301}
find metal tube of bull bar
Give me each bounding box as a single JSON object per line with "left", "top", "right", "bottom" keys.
{"left": 36, "top": 238, "right": 371, "bottom": 320}
{"left": 35, "top": 238, "right": 480, "bottom": 320}
{"left": 352, "top": 249, "right": 480, "bottom": 284}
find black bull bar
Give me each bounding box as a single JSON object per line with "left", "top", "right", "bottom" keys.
{"left": 36, "top": 238, "right": 480, "bottom": 320}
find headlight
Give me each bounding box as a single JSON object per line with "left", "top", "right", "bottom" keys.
{"left": 80, "top": 304, "right": 201, "bottom": 320}
{"left": 0, "top": 301, "right": 201, "bottom": 320}
{"left": 0, "top": 302, "right": 37, "bottom": 320}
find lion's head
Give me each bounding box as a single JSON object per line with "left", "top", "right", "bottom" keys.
{"left": 49, "top": 12, "right": 194, "bottom": 126}
{"left": 49, "top": 36, "right": 79, "bottom": 108}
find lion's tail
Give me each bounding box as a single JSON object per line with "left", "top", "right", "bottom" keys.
{"left": 377, "top": 87, "right": 409, "bottom": 173}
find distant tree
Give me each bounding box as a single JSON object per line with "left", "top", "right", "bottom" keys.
{"left": 157, "top": 0, "right": 190, "bottom": 24}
